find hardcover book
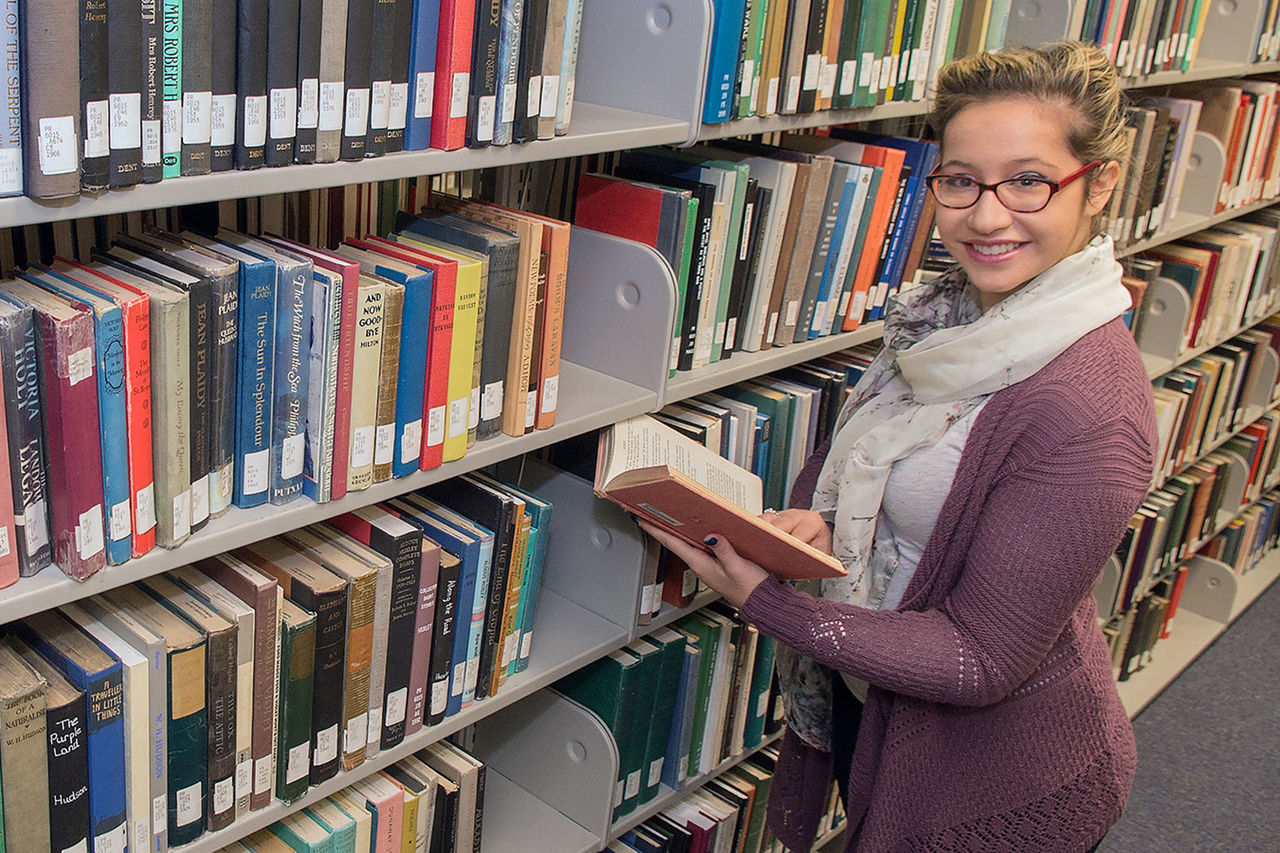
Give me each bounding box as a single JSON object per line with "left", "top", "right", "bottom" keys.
{"left": 0, "top": 294, "right": 51, "bottom": 575}
{"left": 107, "top": 0, "right": 145, "bottom": 186}
{"left": 275, "top": 597, "right": 317, "bottom": 803}
{"left": 0, "top": 640, "right": 49, "bottom": 853}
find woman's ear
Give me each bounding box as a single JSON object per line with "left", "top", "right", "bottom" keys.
{"left": 1085, "top": 160, "right": 1122, "bottom": 216}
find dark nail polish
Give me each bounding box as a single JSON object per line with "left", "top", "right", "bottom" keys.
{"left": 704, "top": 536, "right": 718, "bottom": 546}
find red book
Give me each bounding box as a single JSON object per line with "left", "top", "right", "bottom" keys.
{"left": 1161, "top": 565, "right": 1190, "bottom": 639}
{"left": 359, "top": 235, "right": 458, "bottom": 471}
{"left": 0, "top": 279, "right": 106, "bottom": 579}
{"left": 261, "top": 236, "right": 361, "bottom": 501}
{"left": 52, "top": 258, "right": 157, "bottom": 557}
{"left": 574, "top": 173, "right": 670, "bottom": 246}
{"left": 432, "top": 0, "right": 477, "bottom": 150}
{"left": 840, "top": 143, "right": 905, "bottom": 330}
{"left": 0, "top": 362, "right": 18, "bottom": 587}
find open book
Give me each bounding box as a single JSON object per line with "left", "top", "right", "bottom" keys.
{"left": 595, "top": 415, "right": 846, "bottom": 580}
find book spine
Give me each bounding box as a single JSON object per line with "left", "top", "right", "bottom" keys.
{"left": 107, "top": 0, "right": 144, "bottom": 187}
{"left": 0, "top": 311, "right": 51, "bottom": 575}
{"left": 426, "top": 553, "right": 459, "bottom": 725}
{"left": 512, "top": 0, "right": 543, "bottom": 143}
{"left": 83, "top": 666, "right": 129, "bottom": 851}
{"left": 0, "top": 362, "right": 15, "bottom": 586}
{"left": 341, "top": 576, "right": 374, "bottom": 770}
{"left": 419, "top": 263, "right": 454, "bottom": 470}
{"left": 271, "top": 263, "right": 311, "bottom": 504}
{"left": 553, "top": 0, "right": 582, "bottom": 135}
{"left": 432, "top": 0, "right": 476, "bottom": 150}
{"left": 315, "top": 0, "right": 348, "bottom": 163}
{"left": 208, "top": 0, "right": 235, "bottom": 170}
{"left": 302, "top": 273, "right": 336, "bottom": 503}
{"left": 160, "top": 0, "right": 180, "bottom": 179}
{"left": 703, "top": 0, "right": 747, "bottom": 123}
{"left": 207, "top": 272, "right": 239, "bottom": 518}
{"left": 180, "top": 0, "right": 212, "bottom": 175}
{"left": 366, "top": 0, "right": 397, "bottom": 157}
{"left": 234, "top": 261, "right": 274, "bottom": 508}
{"left": 79, "top": 0, "right": 110, "bottom": 191}
{"left": 295, "top": 586, "right": 346, "bottom": 785}
{"left": 406, "top": 544, "right": 439, "bottom": 732}
{"left": 266, "top": 0, "right": 300, "bottom": 167}
{"left": 534, "top": 0, "right": 565, "bottom": 140}
{"left": 467, "top": 0, "right": 500, "bottom": 148}
{"left": 392, "top": 272, "right": 431, "bottom": 478}
{"left": 377, "top": 524, "right": 420, "bottom": 746}
{"left": 348, "top": 280, "right": 383, "bottom": 490}
{"left": 295, "top": 0, "right": 322, "bottom": 164}
{"left": 204, "top": 627, "right": 238, "bottom": 831}
{"left": 20, "top": 0, "right": 82, "bottom": 198}
{"left": 234, "top": 0, "right": 267, "bottom": 169}
{"left": 340, "top": 0, "right": 373, "bottom": 161}
{"left": 36, "top": 309, "right": 106, "bottom": 578}
{"left": 186, "top": 278, "right": 212, "bottom": 530}
{"left": 373, "top": 282, "right": 402, "bottom": 483}
{"left": 148, "top": 290, "right": 192, "bottom": 548}
{"left": 276, "top": 615, "right": 315, "bottom": 804}
{"left": 90, "top": 305, "right": 133, "bottom": 565}
{"left": 44, "top": 692, "right": 91, "bottom": 851}
{"left": 386, "top": 0, "right": 413, "bottom": 152}
{"left": 138, "top": 0, "right": 162, "bottom": 183}
{"left": 0, "top": 670, "right": 49, "bottom": 850}
{"left": 328, "top": 262, "right": 357, "bottom": 501}
{"left": 403, "top": 0, "right": 439, "bottom": 150}
{"left": 490, "top": 0, "right": 523, "bottom": 146}
{"left": 0, "top": 1, "right": 21, "bottom": 197}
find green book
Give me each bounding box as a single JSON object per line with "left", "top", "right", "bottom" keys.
{"left": 727, "top": 760, "right": 775, "bottom": 853}
{"left": 304, "top": 799, "right": 358, "bottom": 853}
{"left": 721, "top": 382, "right": 794, "bottom": 509}
{"left": 271, "top": 811, "right": 337, "bottom": 853}
{"left": 162, "top": 0, "right": 183, "bottom": 179}
{"left": 276, "top": 598, "right": 318, "bottom": 804}
{"left": 554, "top": 649, "right": 640, "bottom": 818}
{"left": 743, "top": 633, "right": 778, "bottom": 750}
{"left": 831, "top": 0, "right": 864, "bottom": 110}
{"left": 642, "top": 627, "right": 689, "bottom": 803}
{"left": 674, "top": 612, "right": 723, "bottom": 778}
{"left": 737, "top": 0, "right": 771, "bottom": 118}
{"left": 854, "top": 0, "right": 891, "bottom": 108}
{"left": 618, "top": 639, "right": 663, "bottom": 816}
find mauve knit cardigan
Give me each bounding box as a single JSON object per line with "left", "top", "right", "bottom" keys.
{"left": 739, "top": 318, "right": 1157, "bottom": 852}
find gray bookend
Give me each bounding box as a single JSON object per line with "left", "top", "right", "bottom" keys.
{"left": 1134, "top": 278, "right": 1191, "bottom": 368}
{"left": 1178, "top": 132, "right": 1229, "bottom": 220}
{"left": 1004, "top": 0, "right": 1077, "bottom": 48}
{"left": 1178, "top": 555, "right": 1241, "bottom": 624}
{"left": 1194, "top": 0, "right": 1268, "bottom": 63}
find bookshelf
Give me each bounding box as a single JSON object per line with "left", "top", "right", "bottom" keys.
{"left": 4, "top": 1, "right": 1280, "bottom": 851}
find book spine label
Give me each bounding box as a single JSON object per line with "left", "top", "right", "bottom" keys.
{"left": 234, "top": 0, "right": 267, "bottom": 169}
{"left": 270, "top": 263, "right": 311, "bottom": 503}
{"left": 107, "top": 0, "right": 145, "bottom": 187}
{"left": 180, "top": 0, "right": 213, "bottom": 175}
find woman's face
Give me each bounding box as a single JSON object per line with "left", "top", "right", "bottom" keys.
{"left": 933, "top": 97, "right": 1118, "bottom": 311}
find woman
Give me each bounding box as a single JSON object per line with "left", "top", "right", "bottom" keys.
{"left": 640, "top": 42, "right": 1157, "bottom": 851}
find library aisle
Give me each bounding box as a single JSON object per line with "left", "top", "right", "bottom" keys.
{"left": 1100, "top": 575, "right": 1280, "bottom": 851}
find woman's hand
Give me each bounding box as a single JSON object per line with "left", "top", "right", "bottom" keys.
{"left": 636, "top": 520, "right": 771, "bottom": 609}
{"left": 760, "top": 508, "right": 833, "bottom": 554}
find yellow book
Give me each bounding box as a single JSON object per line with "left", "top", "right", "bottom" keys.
{"left": 394, "top": 234, "right": 483, "bottom": 461}
{"left": 380, "top": 769, "right": 422, "bottom": 853}
{"left": 884, "top": 0, "right": 911, "bottom": 102}
{"left": 349, "top": 276, "right": 386, "bottom": 491}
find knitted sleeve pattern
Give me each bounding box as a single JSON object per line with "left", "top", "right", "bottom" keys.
{"left": 741, "top": 375, "right": 1154, "bottom": 707}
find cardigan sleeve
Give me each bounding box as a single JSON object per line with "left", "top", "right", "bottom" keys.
{"left": 740, "top": 414, "right": 1153, "bottom": 707}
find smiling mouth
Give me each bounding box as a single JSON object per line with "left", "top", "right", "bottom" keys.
{"left": 966, "top": 242, "right": 1024, "bottom": 259}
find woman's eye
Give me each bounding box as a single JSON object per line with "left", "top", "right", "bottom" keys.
{"left": 942, "top": 176, "right": 977, "bottom": 189}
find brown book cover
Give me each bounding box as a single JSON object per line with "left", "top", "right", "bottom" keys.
{"left": 193, "top": 553, "right": 280, "bottom": 811}
{"left": 763, "top": 159, "right": 811, "bottom": 349}
{"left": 774, "top": 153, "right": 834, "bottom": 344}
{"left": 373, "top": 279, "right": 404, "bottom": 484}
{"left": 0, "top": 640, "right": 50, "bottom": 853}
{"left": 18, "top": 0, "right": 81, "bottom": 198}
{"left": 141, "top": 573, "right": 239, "bottom": 832}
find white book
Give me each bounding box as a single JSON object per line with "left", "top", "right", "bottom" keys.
{"left": 421, "top": 740, "right": 486, "bottom": 853}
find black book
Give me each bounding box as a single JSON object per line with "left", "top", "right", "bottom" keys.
{"left": 340, "top": 0, "right": 373, "bottom": 161}
{"left": 181, "top": 0, "right": 214, "bottom": 175}
{"left": 735, "top": 182, "right": 770, "bottom": 352}
{"left": 365, "top": 0, "right": 399, "bottom": 157}
{"left": 795, "top": 0, "right": 827, "bottom": 114}
{"left": 385, "top": 0, "right": 414, "bottom": 154}
{"left": 396, "top": 209, "right": 521, "bottom": 440}
{"left": 0, "top": 296, "right": 51, "bottom": 576}
{"left": 106, "top": 241, "right": 215, "bottom": 534}
{"left": 9, "top": 638, "right": 90, "bottom": 853}
{"left": 466, "top": 0, "right": 502, "bottom": 148}
{"left": 235, "top": 0, "right": 269, "bottom": 169}
{"left": 266, "top": 0, "right": 301, "bottom": 167}
{"left": 421, "top": 474, "right": 522, "bottom": 701}
{"left": 80, "top": 0, "right": 110, "bottom": 191}
{"left": 514, "top": 0, "right": 548, "bottom": 143}
{"left": 721, "top": 177, "right": 758, "bottom": 356}
{"left": 209, "top": 0, "right": 237, "bottom": 171}
{"left": 611, "top": 164, "right": 715, "bottom": 373}
{"left": 140, "top": 0, "right": 163, "bottom": 183}
{"left": 106, "top": 0, "right": 144, "bottom": 187}
{"left": 327, "top": 506, "right": 422, "bottom": 750}
{"left": 295, "top": 0, "right": 323, "bottom": 164}
{"left": 428, "top": 548, "right": 462, "bottom": 726}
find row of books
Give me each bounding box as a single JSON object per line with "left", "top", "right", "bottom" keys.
{"left": 1149, "top": 321, "right": 1280, "bottom": 486}
{"left": 5, "top": 0, "right": 585, "bottom": 199}
{"left": 1106, "top": 404, "right": 1280, "bottom": 621}
{"left": 228, "top": 738, "right": 487, "bottom": 853}
{"left": 1130, "top": 212, "right": 1280, "bottom": 357}
{"left": 0, "top": 196, "right": 568, "bottom": 585}
{"left": 1078, "top": 0, "right": 1216, "bottom": 77}
{"left": 573, "top": 132, "right": 937, "bottom": 372}
{"left": 701, "top": 0, "right": 1003, "bottom": 123}
{"left": 605, "top": 745, "right": 846, "bottom": 853}
{"left": 1105, "top": 487, "right": 1280, "bottom": 682}
{"left": 554, "top": 603, "right": 782, "bottom": 822}
{"left": 0, "top": 470, "right": 549, "bottom": 851}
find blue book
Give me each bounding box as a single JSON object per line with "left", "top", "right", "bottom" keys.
{"left": 702, "top": 0, "right": 748, "bottom": 123}
{"left": 230, "top": 236, "right": 314, "bottom": 505}
{"left": 752, "top": 411, "right": 771, "bottom": 480}
{"left": 808, "top": 174, "right": 860, "bottom": 340}
{"left": 404, "top": 0, "right": 442, "bottom": 150}
{"left": 196, "top": 234, "right": 277, "bottom": 508}
{"left": 22, "top": 268, "right": 133, "bottom": 565}
{"left": 387, "top": 495, "right": 492, "bottom": 716}
{"left": 12, "top": 610, "right": 128, "bottom": 853}
{"left": 660, "top": 637, "right": 700, "bottom": 790}
{"left": 298, "top": 267, "right": 343, "bottom": 503}
{"left": 492, "top": 0, "right": 526, "bottom": 145}
{"left": 335, "top": 245, "right": 433, "bottom": 478}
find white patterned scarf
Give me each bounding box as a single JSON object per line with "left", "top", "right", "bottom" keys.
{"left": 779, "top": 236, "right": 1132, "bottom": 748}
